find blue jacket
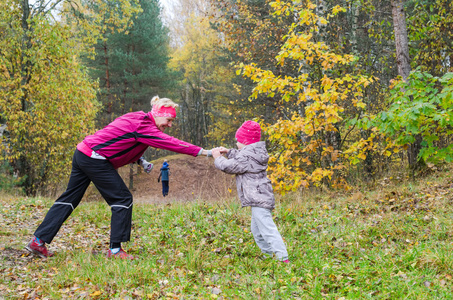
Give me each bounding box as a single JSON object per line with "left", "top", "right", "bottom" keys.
{"left": 159, "top": 162, "right": 170, "bottom": 181}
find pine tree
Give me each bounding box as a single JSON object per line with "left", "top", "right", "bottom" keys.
{"left": 87, "top": 0, "right": 174, "bottom": 127}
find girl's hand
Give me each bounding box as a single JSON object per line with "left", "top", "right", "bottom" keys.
{"left": 211, "top": 148, "right": 222, "bottom": 159}
{"left": 218, "top": 146, "right": 229, "bottom": 154}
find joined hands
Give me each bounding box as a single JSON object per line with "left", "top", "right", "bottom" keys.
{"left": 211, "top": 146, "right": 229, "bottom": 159}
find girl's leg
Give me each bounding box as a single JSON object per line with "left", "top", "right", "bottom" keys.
{"left": 250, "top": 210, "right": 273, "bottom": 256}
{"left": 251, "top": 207, "right": 288, "bottom": 261}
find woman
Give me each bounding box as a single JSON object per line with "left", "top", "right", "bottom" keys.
{"left": 26, "top": 96, "right": 212, "bottom": 259}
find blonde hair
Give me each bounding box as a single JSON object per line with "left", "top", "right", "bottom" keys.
{"left": 150, "top": 95, "right": 179, "bottom": 110}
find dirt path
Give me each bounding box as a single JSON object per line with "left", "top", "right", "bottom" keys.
{"left": 85, "top": 154, "right": 237, "bottom": 204}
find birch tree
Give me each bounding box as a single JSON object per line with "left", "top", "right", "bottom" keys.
{"left": 391, "top": 0, "right": 424, "bottom": 171}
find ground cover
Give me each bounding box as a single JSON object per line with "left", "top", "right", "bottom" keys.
{"left": 1, "top": 167, "right": 453, "bottom": 299}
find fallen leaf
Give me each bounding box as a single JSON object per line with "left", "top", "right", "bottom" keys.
{"left": 90, "top": 290, "right": 102, "bottom": 297}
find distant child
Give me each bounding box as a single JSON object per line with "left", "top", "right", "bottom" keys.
{"left": 158, "top": 159, "right": 170, "bottom": 197}
{"left": 212, "top": 121, "right": 289, "bottom": 263}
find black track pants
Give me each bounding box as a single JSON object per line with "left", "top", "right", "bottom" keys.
{"left": 34, "top": 149, "right": 133, "bottom": 244}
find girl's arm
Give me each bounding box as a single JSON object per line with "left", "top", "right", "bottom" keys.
{"left": 214, "top": 154, "right": 249, "bottom": 175}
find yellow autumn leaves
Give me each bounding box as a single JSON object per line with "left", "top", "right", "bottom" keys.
{"left": 236, "top": 1, "right": 375, "bottom": 193}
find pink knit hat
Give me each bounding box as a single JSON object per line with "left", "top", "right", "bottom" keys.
{"left": 235, "top": 121, "right": 261, "bottom": 145}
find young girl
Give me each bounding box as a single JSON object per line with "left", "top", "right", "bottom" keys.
{"left": 211, "top": 120, "right": 289, "bottom": 263}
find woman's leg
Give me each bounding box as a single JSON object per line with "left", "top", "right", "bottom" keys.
{"left": 85, "top": 159, "right": 133, "bottom": 244}
{"left": 34, "top": 150, "right": 91, "bottom": 244}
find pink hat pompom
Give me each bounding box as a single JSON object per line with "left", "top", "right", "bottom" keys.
{"left": 235, "top": 120, "right": 261, "bottom": 145}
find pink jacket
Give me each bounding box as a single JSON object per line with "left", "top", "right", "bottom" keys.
{"left": 77, "top": 111, "right": 201, "bottom": 169}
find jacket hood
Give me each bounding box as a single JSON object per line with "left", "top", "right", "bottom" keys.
{"left": 239, "top": 141, "right": 269, "bottom": 172}
{"left": 161, "top": 161, "right": 169, "bottom": 169}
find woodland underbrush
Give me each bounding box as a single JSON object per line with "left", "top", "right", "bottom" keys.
{"left": 1, "top": 166, "right": 453, "bottom": 299}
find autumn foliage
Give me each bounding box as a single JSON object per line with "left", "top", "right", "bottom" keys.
{"left": 0, "top": 7, "right": 99, "bottom": 195}
{"left": 237, "top": 1, "right": 373, "bottom": 192}
{"left": 375, "top": 71, "right": 453, "bottom": 165}
{"left": 1, "top": 0, "right": 453, "bottom": 195}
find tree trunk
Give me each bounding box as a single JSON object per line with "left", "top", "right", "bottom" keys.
{"left": 351, "top": 0, "right": 361, "bottom": 55}
{"left": 123, "top": 78, "right": 128, "bottom": 113}
{"left": 391, "top": 0, "right": 411, "bottom": 81}
{"left": 17, "top": 0, "right": 35, "bottom": 194}
{"left": 104, "top": 41, "right": 113, "bottom": 122}
{"left": 391, "top": 0, "right": 424, "bottom": 172}
{"left": 129, "top": 164, "right": 134, "bottom": 190}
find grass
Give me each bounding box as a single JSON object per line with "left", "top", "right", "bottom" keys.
{"left": 1, "top": 168, "right": 453, "bottom": 299}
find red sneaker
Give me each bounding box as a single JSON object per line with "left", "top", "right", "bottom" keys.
{"left": 107, "top": 248, "right": 134, "bottom": 260}
{"left": 25, "top": 239, "right": 54, "bottom": 258}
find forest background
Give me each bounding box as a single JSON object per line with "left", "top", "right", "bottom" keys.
{"left": 0, "top": 0, "right": 453, "bottom": 196}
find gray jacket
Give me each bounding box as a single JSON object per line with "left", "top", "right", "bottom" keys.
{"left": 214, "top": 141, "right": 275, "bottom": 210}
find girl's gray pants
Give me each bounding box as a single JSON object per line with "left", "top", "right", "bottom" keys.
{"left": 251, "top": 206, "right": 289, "bottom": 261}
